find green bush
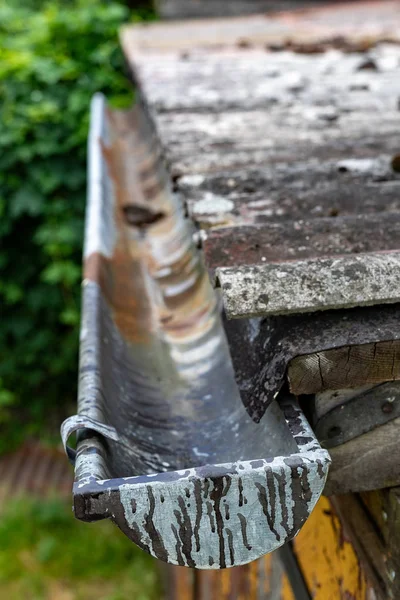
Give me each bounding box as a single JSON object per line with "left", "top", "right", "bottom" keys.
{"left": 0, "top": 0, "right": 146, "bottom": 450}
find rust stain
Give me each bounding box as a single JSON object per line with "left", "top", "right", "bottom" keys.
{"left": 87, "top": 104, "right": 219, "bottom": 351}
{"left": 84, "top": 247, "right": 153, "bottom": 345}
{"left": 82, "top": 119, "right": 157, "bottom": 345}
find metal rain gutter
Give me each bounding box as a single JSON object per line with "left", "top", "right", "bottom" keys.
{"left": 61, "top": 93, "right": 330, "bottom": 569}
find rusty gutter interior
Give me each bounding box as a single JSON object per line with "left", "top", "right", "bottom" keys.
{"left": 61, "top": 94, "right": 329, "bottom": 569}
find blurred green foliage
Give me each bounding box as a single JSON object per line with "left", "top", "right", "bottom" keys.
{"left": 0, "top": 1, "right": 152, "bottom": 449}
{"left": 0, "top": 496, "right": 160, "bottom": 599}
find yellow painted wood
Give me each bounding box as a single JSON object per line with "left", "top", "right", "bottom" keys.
{"left": 293, "top": 496, "right": 372, "bottom": 600}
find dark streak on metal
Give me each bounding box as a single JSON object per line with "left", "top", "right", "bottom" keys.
{"left": 300, "top": 467, "right": 313, "bottom": 505}
{"left": 255, "top": 482, "right": 281, "bottom": 542}
{"left": 226, "top": 528, "right": 235, "bottom": 566}
{"left": 223, "top": 475, "right": 232, "bottom": 497}
{"left": 112, "top": 497, "right": 151, "bottom": 556}
{"left": 144, "top": 486, "right": 168, "bottom": 563}
{"left": 275, "top": 468, "right": 291, "bottom": 538}
{"left": 193, "top": 478, "right": 203, "bottom": 552}
{"left": 238, "top": 477, "right": 244, "bottom": 507}
{"left": 171, "top": 523, "right": 185, "bottom": 566}
{"left": 130, "top": 521, "right": 151, "bottom": 555}
{"left": 316, "top": 459, "right": 325, "bottom": 480}
{"left": 284, "top": 458, "right": 312, "bottom": 533}
{"left": 175, "top": 495, "right": 196, "bottom": 568}
{"left": 237, "top": 513, "right": 252, "bottom": 551}
{"left": 210, "top": 478, "right": 227, "bottom": 568}
{"left": 203, "top": 480, "right": 210, "bottom": 499}
{"left": 266, "top": 469, "right": 278, "bottom": 539}
{"left": 206, "top": 500, "right": 216, "bottom": 533}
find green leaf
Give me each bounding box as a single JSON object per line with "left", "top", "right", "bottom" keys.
{"left": 9, "top": 185, "right": 43, "bottom": 218}
{"left": 0, "top": 389, "right": 15, "bottom": 408}
{"left": 41, "top": 260, "right": 81, "bottom": 286}
{"left": 0, "top": 281, "right": 24, "bottom": 304}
